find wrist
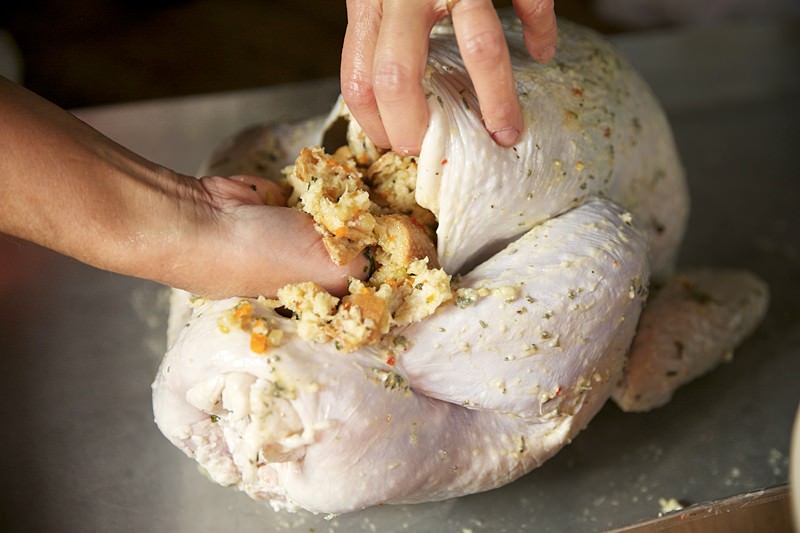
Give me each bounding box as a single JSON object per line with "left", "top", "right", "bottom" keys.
{"left": 116, "top": 167, "right": 215, "bottom": 291}
{"left": 0, "top": 77, "right": 215, "bottom": 291}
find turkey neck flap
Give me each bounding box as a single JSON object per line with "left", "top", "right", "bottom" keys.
{"left": 417, "top": 18, "right": 684, "bottom": 278}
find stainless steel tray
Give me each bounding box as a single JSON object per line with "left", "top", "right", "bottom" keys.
{"left": 2, "top": 18, "right": 798, "bottom": 532}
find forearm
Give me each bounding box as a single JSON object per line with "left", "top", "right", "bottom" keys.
{"left": 0, "top": 76, "right": 206, "bottom": 286}
{"left": 1, "top": 77, "right": 368, "bottom": 298}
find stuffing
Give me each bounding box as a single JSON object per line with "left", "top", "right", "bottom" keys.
{"left": 367, "top": 152, "right": 437, "bottom": 232}
{"left": 287, "top": 147, "right": 377, "bottom": 265}
{"left": 329, "top": 280, "right": 394, "bottom": 351}
{"left": 277, "top": 144, "right": 452, "bottom": 352}
{"left": 392, "top": 258, "right": 452, "bottom": 326}
{"left": 276, "top": 282, "right": 338, "bottom": 344}
{"left": 374, "top": 214, "right": 439, "bottom": 268}
{"left": 345, "top": 118, "right": 383, "bottom": 167}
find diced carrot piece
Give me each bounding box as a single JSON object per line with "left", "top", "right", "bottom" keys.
{"left": 250, "top": 333, "right": 268, "bottom": 354}
{"left": 234, "top": 302, "right": 253, "bottom": 320}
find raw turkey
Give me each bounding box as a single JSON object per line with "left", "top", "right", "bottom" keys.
{"left": 152, "top": 18, "right": 768, "bottom": 514}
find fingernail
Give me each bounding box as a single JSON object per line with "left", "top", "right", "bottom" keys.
{"left": 491, "top": 127, "right": 520, "bottom": 147}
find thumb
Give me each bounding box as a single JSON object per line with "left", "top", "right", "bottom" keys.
{"left": 291, "top": 215, "right": 371, "bottom": 296}
{"left": 188, "top": 176, "right": 368, "bottom": 298}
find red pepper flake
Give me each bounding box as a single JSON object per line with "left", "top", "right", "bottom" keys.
{"left": 386, "top": 354, "right": 396, "bottom": 366}
{"left": 572, "top": 87, "right": 584, "bottom": 97}
{"left": 555, "top": 385, "right": 563, "bottom": 396}
{"left": 603, "top": 127, "right": 611, "bottom": 138}
{"left": 440, "top": 159, "right": 448, "bottom": 165}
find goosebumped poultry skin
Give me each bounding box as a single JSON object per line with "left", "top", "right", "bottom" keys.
{"left": 414, "top": 18, "right": 688, "bottom": 279}
{"left": 613, "top": 270, "right": 769, "bottom": 411}
{"left": 155, "top": 199, "right": 649, "bottom": 513}
{"left": 153, "top": 19, "right": 768, "bottom": 514}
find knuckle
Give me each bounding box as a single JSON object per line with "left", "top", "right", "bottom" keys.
{"left": 461, "top": 30, "right": 506, "bottom": 64}
{"left": 341, "top": 76, "right": 376, "bottom": 109}
{"left": 372, "top": 61, "right": 416, "bottom": 100}
{"left": 516, "top": 0, "right": 553, "bottom": 21}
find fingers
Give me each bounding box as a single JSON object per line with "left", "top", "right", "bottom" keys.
{"left": 190, "top": 176, "right": 367, "bottom": 299}
{"left": 451, "top": 0, "right": 522, "bottom": 146}
{"left": 342, "top": 0, "right": 438, "bottom": 155}
{"left": 259, "top": 209, "right": 369, "bottom": 297}
{"left": 512, "top": 0, "right": 558, "bottom": 62}
{"left": 341, "top": 0, "right": 556, "bottom": 152}
{"left": 297, "top": 220, "right": 371, "bottom": 296}
{"left": 371, "top": 0, "right": 439, "bottom": 155}
{"left": 341, "top": 0, "right": 390, "bottom": 149}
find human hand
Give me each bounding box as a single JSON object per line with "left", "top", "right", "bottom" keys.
{"left": 0, "top": 76, "right": 365, "bottom": 300}
{"left": 340, "top": 0, "right": 557, "bottom": 156}
{"left": 174, "top": 175, "right": 368, "bottom": 299}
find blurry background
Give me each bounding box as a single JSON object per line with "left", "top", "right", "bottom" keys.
{"left": 2, "top": 0, "right": 795, "bottom": 110}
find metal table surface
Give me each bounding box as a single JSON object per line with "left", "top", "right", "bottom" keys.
{"left": 2, "top": 19, "right": 799, "bottom": 533}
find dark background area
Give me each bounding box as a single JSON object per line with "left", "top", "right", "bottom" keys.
{"left": 5, "top": 0, "right": 794, "bottom": 109}
{"left": 2, "top": 0, "right": 619, "bottom": 109}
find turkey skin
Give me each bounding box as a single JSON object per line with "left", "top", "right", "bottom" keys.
{"left": 152, "top": 19, "right": 767, "bottom": 513}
